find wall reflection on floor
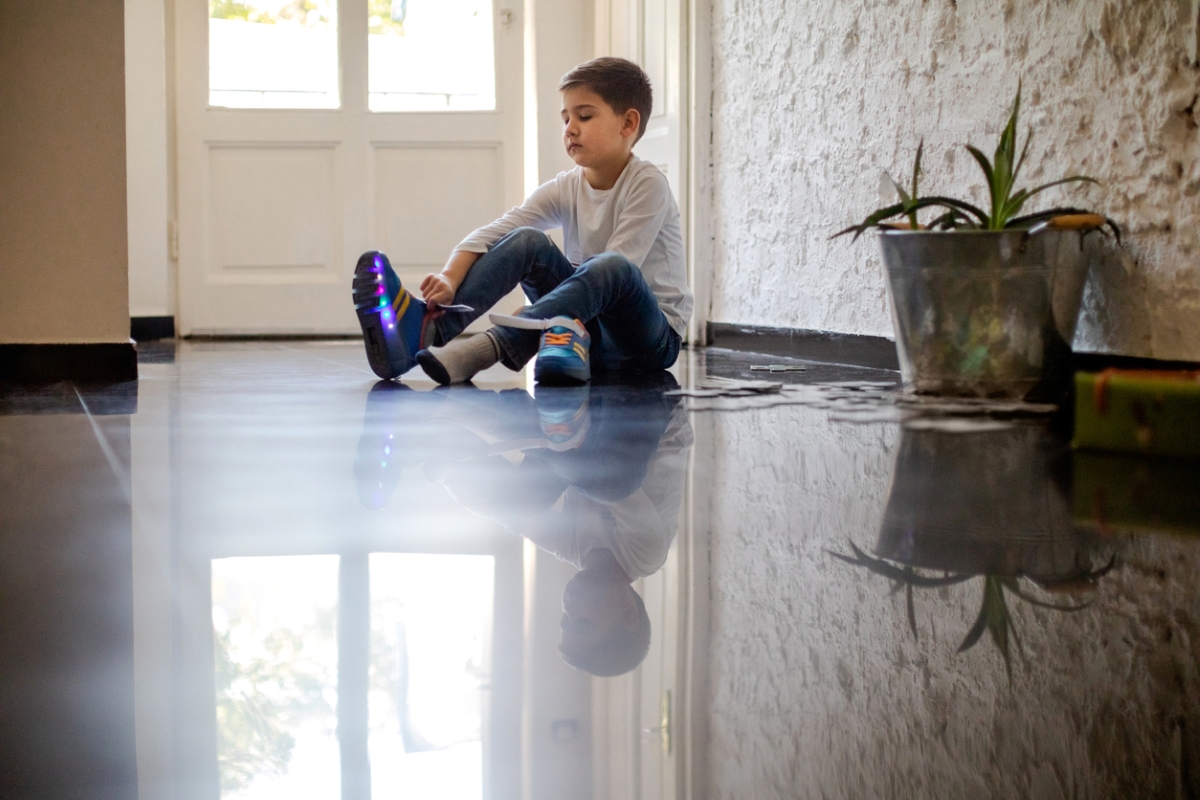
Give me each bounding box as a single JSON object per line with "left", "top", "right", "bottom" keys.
{"left": 698, "top": 400, "right": 1200, "bottom": 800}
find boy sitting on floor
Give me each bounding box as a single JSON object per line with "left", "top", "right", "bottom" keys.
{"left": 352, "top": 57, "right": 692, "bottom": 385}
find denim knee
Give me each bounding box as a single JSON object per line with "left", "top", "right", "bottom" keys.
{"left": 577, "top": 252, "right": 638, "bottom": 286}
{"left": 504, "top": 226, "right": 552, "bottom": 251}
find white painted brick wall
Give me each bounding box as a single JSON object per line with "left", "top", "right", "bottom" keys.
{"left": 709, "top": 0, "right": 1200, "bottom": 361}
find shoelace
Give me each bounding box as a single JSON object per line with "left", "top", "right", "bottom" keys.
{"left": 543, "top": 331, "right": 573, "bottom": 346}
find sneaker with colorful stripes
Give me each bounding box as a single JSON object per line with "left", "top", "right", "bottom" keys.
{"left": 489, "top": 313, "right": 591, "bottom": 385}
{"left": 352, "top": 251, "right": 428, "bottom": 379}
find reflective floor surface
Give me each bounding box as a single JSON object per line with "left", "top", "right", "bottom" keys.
{"left": 1, "top": 340, "right": 1198, "bottom": 800}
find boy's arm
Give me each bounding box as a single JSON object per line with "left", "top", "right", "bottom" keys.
{"left": 605, "top": 170, "right": 672, "bottom": 268}
{"left": 420, "top": 179, "right": 563, "bottom": 306}
{"left": 421, "top": 250, "right": 479, "bottom": 307}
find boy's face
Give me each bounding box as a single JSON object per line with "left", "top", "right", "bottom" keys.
{"left": 558, "top": 566, "right": 638, "bottom": 653}
{"left": 560, "top": 86, "right": 640, "bottom": 169}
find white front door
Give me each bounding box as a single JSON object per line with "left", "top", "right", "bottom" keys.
{"left": 176, "top": 0, "right": 525, "bottom": 335}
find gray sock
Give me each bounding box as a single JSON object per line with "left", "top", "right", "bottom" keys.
{"left": 421, "top": 331, "right": 501, "bottom": 385}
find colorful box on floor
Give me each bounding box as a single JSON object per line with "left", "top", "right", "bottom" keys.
{"left": 1073, "top": 369, "right": 1200, "bottom": 460}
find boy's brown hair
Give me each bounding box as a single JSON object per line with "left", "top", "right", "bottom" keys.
{"left": 559, "top": 57, "right": 653, "bottom": 142}
{"left": 558, "top": 587, "right": 652, "bottom": 677}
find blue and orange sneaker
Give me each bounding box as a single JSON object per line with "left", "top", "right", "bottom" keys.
{"left": 352, "top": 251, "right": 429, "bottom": 379}
{"left": 489, "top": 314, "right": 591, "bottom": 385}
{"left": 535, "top": 385, "right": 591, "bottom": 449}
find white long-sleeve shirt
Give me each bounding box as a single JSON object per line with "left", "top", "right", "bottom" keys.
{"left": 523, "top": 403, "right": 693, "bottom": 579}
{"left": 455, "top": 156, "right": 693, "bottom": 336}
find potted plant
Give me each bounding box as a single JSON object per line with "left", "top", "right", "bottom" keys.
{"left": 837, "top": 86, "right": 1120, "bottom": 401}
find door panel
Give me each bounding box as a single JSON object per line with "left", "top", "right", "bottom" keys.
{"left": 372, "top": 145, "right": 504, "bottom": 285}
{"left": 208, "top": 146, "right": 339, "bottom": 281}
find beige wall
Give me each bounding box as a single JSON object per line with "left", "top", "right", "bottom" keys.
{"left": 0, "top": 0, "right": 129, "bottom": 345}
{"left": 708, "top": 0, "right": 1200, "bottom": 361}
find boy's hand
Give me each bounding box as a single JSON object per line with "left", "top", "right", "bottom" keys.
{"left": 420, "top": 273, "right": 458, "bottom": 308}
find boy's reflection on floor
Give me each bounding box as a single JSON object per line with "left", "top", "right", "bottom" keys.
{"left": 355, "top": 372, "right": 693, "bottom": 676}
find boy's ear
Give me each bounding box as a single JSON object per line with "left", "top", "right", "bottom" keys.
{"left": 622, "top": 108, "right": 641, "bottom": 138}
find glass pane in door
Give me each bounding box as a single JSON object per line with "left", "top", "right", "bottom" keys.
{"left": 368, "top": 0, "right": 496, "bottom": 111}
{"left": 368, "top": 553, "right": 494, "bottom": 799}
{"left": 209, "top": 1, "right": 339, "bottom": 109}
{"left": 212, "top": 555, "right": 340, "bottom": 799}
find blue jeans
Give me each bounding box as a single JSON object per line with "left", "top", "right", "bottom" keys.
{"left": 429, "top": 227, "right": 682, "bottom": 372}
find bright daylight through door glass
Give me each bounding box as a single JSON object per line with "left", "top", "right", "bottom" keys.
{"left": 368, "top": 0, "right": 496, "bottom": 111}
{"left": 209, "top": 1, "right": 339, "bottom": 109}
{"left": 368, "top": 553, "right": 494, "bottom": 799}
{"left": 212, "top": 556, "right": 340, "bottom": 800}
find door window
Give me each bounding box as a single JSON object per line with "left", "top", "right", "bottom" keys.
{"left": 206, "top": 0, "right": 496, "bottom": 112}
{"left": 368, "top": 0, "right": 496, "bottom": 111}
{"left": 209, "top": 0, "right": 339, "bottom": 109}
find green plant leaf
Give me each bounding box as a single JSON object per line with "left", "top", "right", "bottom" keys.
{"left": 890, "top": 176, "right": 913, "bottom": 206}
{"left": 905, "top": 581, "right": 918, "bottom": 640}
{"left": 991, "top": 579, "right": 1015, "bottom": 682}
{"left": 958, "top": 584, "right": 990, "bottom": 652}
{"left": 1019, "top": 176, "right": 1100, "bottom": 206}
{"left": 1013, "top": 127, "right": 1033, "bottom": 186}
{"left": 1001, "top": 578, "right": 1093, "bottom": 611}
{"left": 926, "top": 208, "right": 972, "bottom": 230}
{"left": 921, "top": 195, "right": 991, "bottom": 227}
{"left": 831, "top": 202, "right": 907, "bottom": 239}
{"left": 992, "top": 84, "right": 1022, "bottom": 218}
{"left": 964, "top": 145, "right": 997, "bottom": 223}
{"left": 908, "top": 139, "right": 925, "bottom": 229}
{"left": 1001, "top": 187, "right": 1032, "bottom": 223}
{"left": 1029, "top": 555, "right": 1118, "bottom": 589}
{"left": 827, "top": 542, "right": 973, "bottom": 587}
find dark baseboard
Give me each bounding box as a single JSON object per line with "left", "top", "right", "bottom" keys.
{"left": 0, "top": 343, "right": 138, "bottom": 382}
{"left": 707, "top": 322, "right": 901, "bottom": 371}
{"left": 131, "top": 315, "right": 175, "bottom": 341}
{"left": 707, "top": 321, "right": 1200, "bottom": 374}
{"left": 0, "top": 380, "right": 138, "bottom": 416}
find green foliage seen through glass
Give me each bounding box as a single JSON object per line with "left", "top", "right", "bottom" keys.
{"left": 210, "top": 0, "right": 334, "bottom": 28}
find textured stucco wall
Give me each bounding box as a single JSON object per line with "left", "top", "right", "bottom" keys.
{"left": 709, "top": 0, "right": 1200, "bottom": 361}
{"left": 701, "top": 409, "right": 1200, "bottom": 798}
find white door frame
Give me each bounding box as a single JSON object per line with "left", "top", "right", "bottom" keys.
{"left": 592, "top": 0, "right": 712, "bottom": 347}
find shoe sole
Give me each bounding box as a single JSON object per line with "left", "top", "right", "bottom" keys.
{"left": 534, "top": 358, "right": 590, "bottom": 386}
{"left": 352, "top": 251, "right": 414, "bottom": 380}
{"left": 415, "top": 350, "right": 453, "bottom": 386}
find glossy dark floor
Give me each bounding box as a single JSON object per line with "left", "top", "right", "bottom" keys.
{"left": 1, "top": 340, "right": 1198, "bottom": 800}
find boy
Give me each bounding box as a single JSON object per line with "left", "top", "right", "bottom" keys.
{"left": 353, "top": 372, "right": 692, "bottom": 675}
{"left": 352, "top": 57, "right": 691, "bottom": 385}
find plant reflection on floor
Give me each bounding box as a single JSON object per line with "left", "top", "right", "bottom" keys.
{"left": 830, "top": 541, "right": 1115, "bottom": 680}
{"left": 214, "top": 625, "right": 335, "bottom": 793}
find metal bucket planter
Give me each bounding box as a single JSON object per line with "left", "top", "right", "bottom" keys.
{"left": 880, "top": 230, "right": 1097, "bottom": 400}
{"left": 874, "top": 425, "right": 1097, "bottom": 582}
